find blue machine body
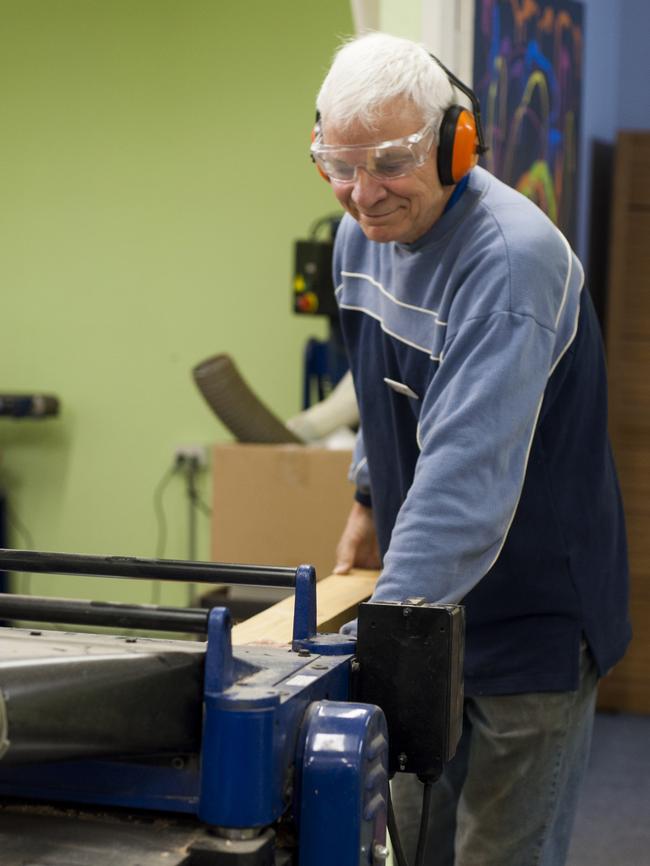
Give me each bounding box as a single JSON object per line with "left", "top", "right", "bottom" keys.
{"left": 0, "top": 564, "right": 389, "bottom": 866}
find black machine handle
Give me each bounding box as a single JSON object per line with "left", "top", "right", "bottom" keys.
{"left": 0, "top": 549, "right": 297, "bottom": 587}
{"left": 0, "top": 593, "right": 210, "bottom": 634}
{"left": 0, "top": 549, "right": 300, "bottom": 634}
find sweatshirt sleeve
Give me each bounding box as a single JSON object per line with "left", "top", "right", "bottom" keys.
{"left": 372, "top": 308, "right": 559, "bottom": 604}
{"left": 349, "top": 428, "right": 372, "bottom": 506}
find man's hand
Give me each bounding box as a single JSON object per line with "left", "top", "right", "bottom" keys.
{"left": 334, "top": 501, "right": 382, "bottom": 574}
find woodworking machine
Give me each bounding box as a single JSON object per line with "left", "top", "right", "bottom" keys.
{"left": 0, "top": 550, "right": 463, "bottom": 866}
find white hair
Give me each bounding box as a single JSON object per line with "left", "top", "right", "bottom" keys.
{"left": 316, "top": 32, "right": 455, "bottom": 142}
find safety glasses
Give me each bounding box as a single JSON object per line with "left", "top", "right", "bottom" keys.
{"left": 311, "top": 121, "right": 436, "bottom": 183}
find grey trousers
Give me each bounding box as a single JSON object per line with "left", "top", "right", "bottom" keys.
{"left": 390, "top": 645, "right": 598, "bottom": 866}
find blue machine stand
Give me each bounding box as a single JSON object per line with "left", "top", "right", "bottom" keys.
{"left": 0, "top": 552, "right": 389, "bottom": 866}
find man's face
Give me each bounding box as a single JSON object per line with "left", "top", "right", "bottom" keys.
{"left": 322, "top": 102, "right": 453, "bottom": 244}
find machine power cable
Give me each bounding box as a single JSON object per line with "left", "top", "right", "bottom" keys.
{"left": 387, "top": 780, "right": 435, "bottom": 866}
{"left": 414, "top": 780, "right": 434, "bottom": 866}
{"left": 387, "top": 784, "right": 409, "bottom": 866}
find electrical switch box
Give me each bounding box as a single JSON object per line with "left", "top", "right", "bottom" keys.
{"left": 355, "top": 600, "right": 465, "bottom": 780}
{"left": 292, "top": 239, "right": 338, "bottom": 318}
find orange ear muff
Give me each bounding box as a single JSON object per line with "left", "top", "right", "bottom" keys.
{"left": 311, "top": 124, "right": 331, "bottom": 183}
{"left": 437, "top": 105, "right": 479, "bottom": 186}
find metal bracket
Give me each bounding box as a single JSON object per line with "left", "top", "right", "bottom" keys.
{"left": 291, "top": 565, "right": 356, "bottom": 656}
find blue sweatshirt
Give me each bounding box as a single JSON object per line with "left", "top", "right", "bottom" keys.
{"left": 334, "top": 167, "right": 630, "bottom": 696}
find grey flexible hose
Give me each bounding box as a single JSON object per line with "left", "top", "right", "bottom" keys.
{"left": 192, "top": 353, "right": 303, "bottom": 444}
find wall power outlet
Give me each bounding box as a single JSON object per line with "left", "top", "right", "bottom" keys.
{"left": 173, "top": 444, "right": 208, "bottom": 468}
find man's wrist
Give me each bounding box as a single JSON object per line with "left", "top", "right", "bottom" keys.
{"left": 354, "top": 490, "right": 372, "bottom": 509}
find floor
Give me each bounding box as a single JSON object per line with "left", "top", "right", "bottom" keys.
{"left": 386, "top": 711, "right": 650, "bottom": 865}
{"left": 567, "top": 711, "right": 650, "bottom": 866}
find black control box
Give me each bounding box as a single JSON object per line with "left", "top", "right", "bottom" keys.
{"left": 355, "top": 600, "right": 465, "bottom": 780}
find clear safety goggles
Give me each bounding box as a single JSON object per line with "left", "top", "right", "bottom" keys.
{"left": 311, "top": 121, "right": 436, "bottom": 183}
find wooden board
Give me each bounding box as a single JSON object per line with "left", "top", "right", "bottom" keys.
{"left": 231, "top": 569, "right": 379, "bottom": 645}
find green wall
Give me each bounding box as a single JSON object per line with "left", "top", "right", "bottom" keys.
{"left": 380, "top": 0, "right": 421, "bottom": 41}
{"left": 0, "top": 0, "right": 353, "bottom": 606}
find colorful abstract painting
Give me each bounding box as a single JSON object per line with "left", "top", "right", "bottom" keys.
{"left": 473, "top": 0, "right": 584, "bottom": 245}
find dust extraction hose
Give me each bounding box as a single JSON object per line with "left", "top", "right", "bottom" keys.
{"left": 286, "top": 370, "right": 359, "bottom": 442}
{"left": 192, "top": 353, "right": 303, "bottom": 445}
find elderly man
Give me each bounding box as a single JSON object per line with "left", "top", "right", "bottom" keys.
{"left": 311, "top": 32, "right": 630, "bottom": 866}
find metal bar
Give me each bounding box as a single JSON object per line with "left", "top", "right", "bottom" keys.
{"left": 0, "top": 594, "right": 209, "bottom": 633}
{"left": 0, "top": 549, "right": 297, "bottom": 587}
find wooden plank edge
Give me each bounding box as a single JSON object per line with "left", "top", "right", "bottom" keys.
{"left": 231, "top": 569, "right": 379, "bottom": 645}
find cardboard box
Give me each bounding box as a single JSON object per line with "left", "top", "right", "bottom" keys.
{"left": 212, "top": 443, "right": 354, "bottom": 581}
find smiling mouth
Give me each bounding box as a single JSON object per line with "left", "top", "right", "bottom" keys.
{"left": 361, "top": 210, "right": 396, "bottom": 219}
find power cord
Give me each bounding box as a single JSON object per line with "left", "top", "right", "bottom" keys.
{"left": 308, "top": 212, "right": 342, "bottom": 240}
{"left": 414, "top": 780, "right": 434, "bottom": 866}
{"left": 6, "top": 503, "right": 35, "bottom": 595}
{"left": 152, "top": 455, "right": 212, "bottom": 606}
{"left": 174, "top": 454, "right": 211, "bottom": 552}
{"left": 387, "top": 784, "right": 409, "bottom": 866}
{"left": 181, "top": 455, "right": 200, "bottom": 563}
{"left": 177, "top": 453, "right": 212, "bottom": 607}
{"left": 151, "top": 464, "right": 176, "bottom": 605}
{"left": 387, "top": 778, "right": 435, "bottom": 866}
{"left": 153, "top": 465, "right": 176, "bottom": 560}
